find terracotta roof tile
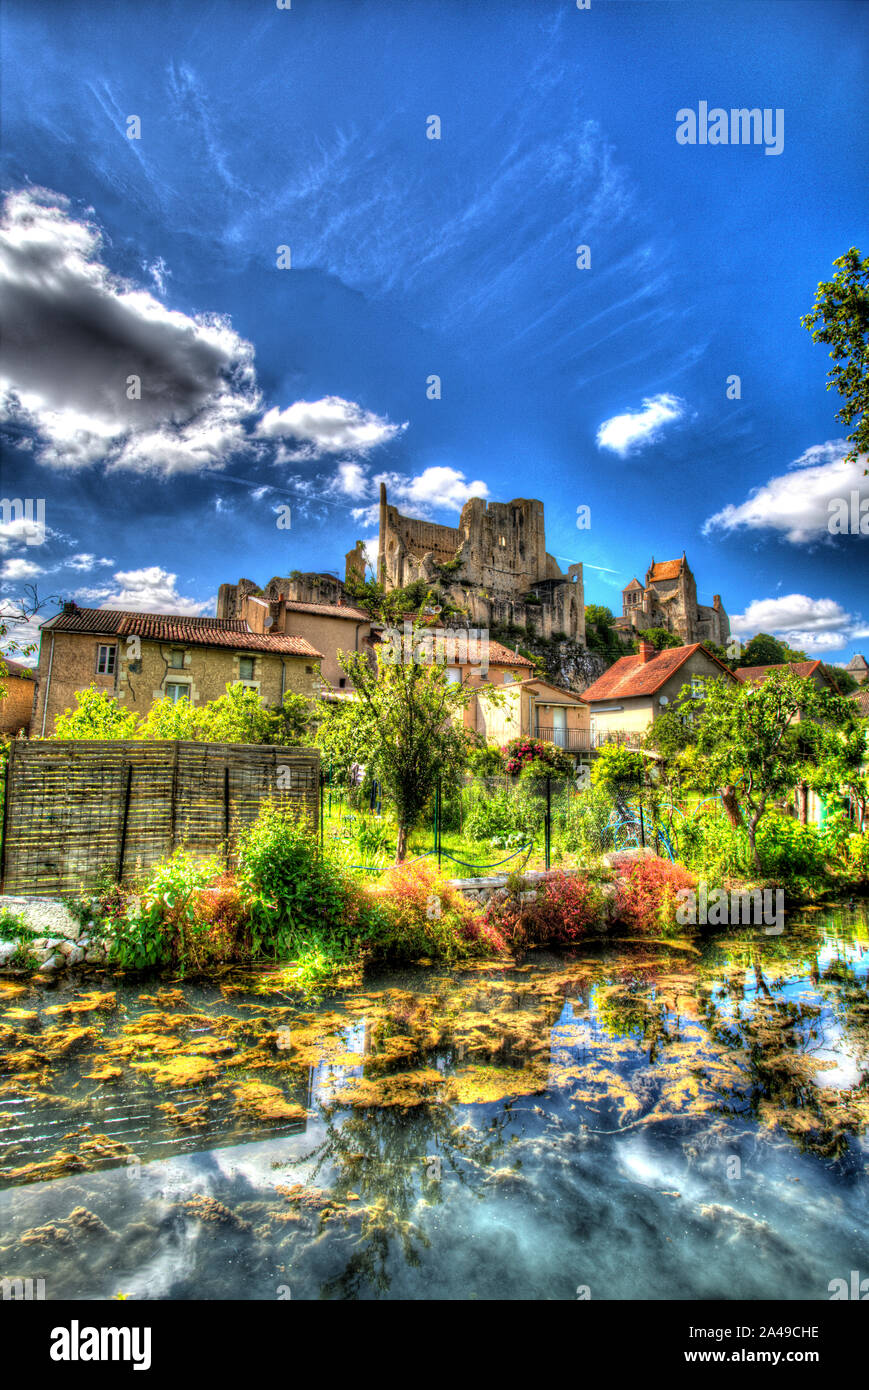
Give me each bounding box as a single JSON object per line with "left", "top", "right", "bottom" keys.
{"left": 735, "top": 661, "right": 825, "bottom": 684}
{"left": 43, "top": 607, "right": 323, "bottom": 658}
{"left": 580, "top": 643, "right": 732, "bottom": 701}
{"left": 283, "top": 600, "right": 371, "bottom": 621}
{"left": 649, "top": 559, "right": 683, "bottom": 581}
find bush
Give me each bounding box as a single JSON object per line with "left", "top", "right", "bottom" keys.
{"left": 467, "top": 742, "right": 506, "bottom": 777}
{"left": 613, "top": 856, "right": 697, "bottom": 935}
{"left": 463, "top": 783, "right": 541, "bottom": 846}
{"left": 103, "top": 851, "right": 229, "bottom": 971}
{"left": 483, "top": 870, "right": 603, "bottom": 949}
{"left": 754, "top": 815, "right": 828, "bottom": 892}
{"left": 236, "top": 801, "right": 368, "bottom": 958}
{"left": 366, "top": 861, "right": 506, "bottom": 961}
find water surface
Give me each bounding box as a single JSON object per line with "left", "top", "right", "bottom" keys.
{"left": 1, "top": 907, "right": 868, "bottom": 1300}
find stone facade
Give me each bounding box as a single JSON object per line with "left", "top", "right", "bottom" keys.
{"left": 217, "top": 577, "right": 373, "bottom": 690}
{"left": 0, "top": 659, "right": 36, "bottom": 734}
{"left": 367, "top": 483, "right": 585, "bottom": 643}
{"left": 33, "top": 608, "right": 322, "bottom": 734}
{"left": 617, "top": 554, "right": 729, "bottom": 646}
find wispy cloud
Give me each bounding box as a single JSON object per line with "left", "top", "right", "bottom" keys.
{"left": 596, "top": 393, "right": 686, "bottom": 457}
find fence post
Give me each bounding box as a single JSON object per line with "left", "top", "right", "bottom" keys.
{"left": 0, "top": 743, "right": 12, "bottom": 893}
{"left": 117, "top": 763, "right": 133, "bottom": 882}
{"left": 224, "top": 766, "right": 231, "bottom": 864}
{"left": 545, "top": 774, "right": 551, "bottom": 871}
{"left": 320, "top": 770, "right": 325, "bottom": 851}
{"left": 436, "top": 778, "right": 442, "bottom": 870}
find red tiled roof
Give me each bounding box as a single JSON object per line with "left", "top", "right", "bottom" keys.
{"left": 735, "top": 660, "right": 828, "bottom": 685}
{"left": 580, "top": 643, "right": 733, "bottom": 702}
{"left": 648, "top": 559, "right": 683, "bottom": 581}
{"left": 42, "top": 607, "right": 323, "bottom": 658}
{"left": 0, "top": 656, "right": 36, "bottom": 679}
{"left": 283, "top": 599, "right": 371, "bottom": 621}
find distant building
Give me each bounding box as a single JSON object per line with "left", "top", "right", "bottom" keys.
{"left": 845, "top": 653, "right": 869, "bottom": 686}
{"left": 616, "top": 553, "right": 729, "bottom": 647}
{"left": 33, "top": 605, "right": 323, "bottom": 735}
{"left": 0, "top": 657, "right": 37, "bottom": 735}
{"left": 366, "top": 482, "right": 585, "bottom": 644}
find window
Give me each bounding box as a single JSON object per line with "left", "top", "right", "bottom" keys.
{"left": 338, "top": 678, "right": 346, "bottom": 688}
{"left": 690, "top": 675, "right": 704, "bottom": 699}
{"left": 96, "top": 644, "right": 116, "bottom": 675}
{"left": 238, "top": 656, "right": 255, "bottom": 681}
{"left": 446, "top": 667, "right": 461, "bottom": 684}
{"left": 165, "top": 683, "right": 189, "bottom": 703}
{"left": 169, "top": 648, "right": 185, "bottom": 669}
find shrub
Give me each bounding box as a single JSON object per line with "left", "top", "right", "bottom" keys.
{"left": 613, "top": 856, "right": 697, "bottom": 934}
{"left": 754, "top": 814, "right": 827, "bottom": 892}
{"left": 463, "top": 784, "right": 541, "bottom": 846}
{"left": 483, "top": 870, "right": 603, "bottom": 948}
{"left": 104, "top": 851, "right": 227, "bottom": 971}
{"left": 467, "top": 742, "right": 506, "bottom": 776}
{"left": 236, "top": 801, "right": 370, "bottom": 959}
{"left": 366, "top": 861, "right": 505, "bottom": 962}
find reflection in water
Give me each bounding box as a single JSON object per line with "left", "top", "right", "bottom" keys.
{"left": 0, "top": 907, "right": 868, "bottom": 1299}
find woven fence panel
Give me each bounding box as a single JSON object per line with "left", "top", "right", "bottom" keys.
{"left": 0, "top": 741, "right": 319, "bottom": 896}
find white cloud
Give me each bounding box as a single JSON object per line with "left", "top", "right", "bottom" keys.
{"left": 1, "top": 557, "right": 44, "bottom": 581}
{"left": 729, "top": 593, "right": 863, "bottom": 655}
{"left": 66, "top": 553, "right": 114, "bottom": 572}
{"left": 345, "top": 464, "right": 489, "bottom": 527}
{"left": 258, "top": 396, "right": 405, "bottom": 459}
{"left": 703, "top": 440, "right": 868, "bottom": 544}
{"left": 83, "top": 566, "right": 210, "bottom": 615}
{"left": 596, "top": 393, "right": 685, "bottom": 456}
{"left": 0, "top": 597, "right": 45, "bottom": 664}
{"left": 0, "top": 187, "right": 261, "bottom": 475}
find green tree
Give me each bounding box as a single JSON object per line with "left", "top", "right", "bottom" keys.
{"left": 640, "top": 626, "right": 682, "bottom": 651}
{"left": 674, "top": 668, "right": 854, "bottom": 872}
{"left": 584, "top": 605, "right": 625, "bottom": 659}
{"left": 52, "top": 685, "right": 139, "bottom": 739}
{"left": 338, "top": 631, "right": 488, "bottom": 860}
{"left": 801, "top": 246, "right": 869, "bottom": 467}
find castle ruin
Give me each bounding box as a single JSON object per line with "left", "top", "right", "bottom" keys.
{"left": 361, "top": 483, "right": 585, "bottom": 643}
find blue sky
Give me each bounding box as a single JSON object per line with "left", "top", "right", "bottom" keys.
{"left": 1, "top": 0, "right": 867, "bottom": 661}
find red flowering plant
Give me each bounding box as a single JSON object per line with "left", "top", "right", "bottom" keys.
{"left": 501, "top": 737, "right": 573, "bottom": 779}
{"left": 483, "top": 870, "right": 603, "bottom": 949}
{"left": 612, "top": 855, "right": 697, "bottom": 935}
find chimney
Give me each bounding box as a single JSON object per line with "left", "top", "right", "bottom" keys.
{"left": 638, "top": 638, "right": 656, "bottom": 663}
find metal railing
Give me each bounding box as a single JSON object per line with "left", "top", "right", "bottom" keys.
{"left": 532, "top": 727, "right": 644, "bottom": 751}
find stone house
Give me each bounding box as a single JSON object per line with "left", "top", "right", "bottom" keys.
{"left": 616, "top": 554, "right": 729, "bottom": 647}
{"left": 473, "top": 674, "right": 589, "bottom": 752}
{"left": 33, "top": 605, "right": 323, "bottom": 735}
{"left": 845, "top": 654, "right": 868, "bottom": 687}
{"left": 579, "top": 639, "right": 737, "bottom": 740}
{"left": 0, "top": 657, "right": 37, "bottom": 735}
{"left": 217, "top": 576, "right": 373, "bottom": 691}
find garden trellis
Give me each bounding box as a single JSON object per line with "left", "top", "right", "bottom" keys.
{"left": 0, "top": 740, "right": 319, "bottom": 896}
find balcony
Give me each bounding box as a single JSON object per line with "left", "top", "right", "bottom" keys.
{"left": 532, "top": 726, "right": 644, "bottom": 751}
